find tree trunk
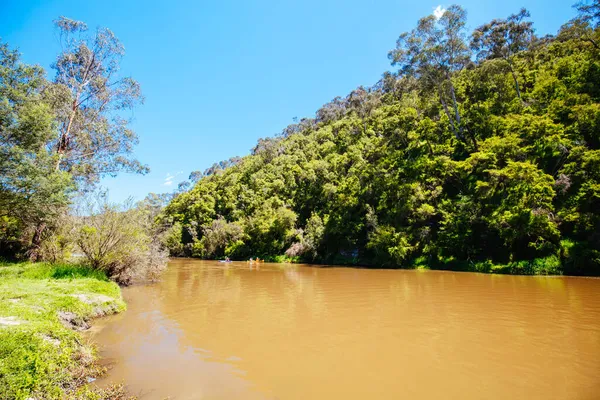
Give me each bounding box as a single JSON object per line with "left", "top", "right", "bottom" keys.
{"left": 466, "top": 126, "right": 478, "bottom": 152}
{"left": 426, "top": 139, "right": 435, "bottom": 156}
{"left": 437, "top": 86, "right": 459, "bottom": 139}
{"left": 29, "top": 222, "right": 47, "bottom": 262}
{"left": 55, "top": 52, "right": 96, "bottom": 170}
{"left": 507, "top": 61, "right": 522, "bottom": 101}
{"left": 44, "top": 97, "right": 78, "bottom": 258}
{"left": 55, "top": 97, "right": 78, "bottom": 171}
{"left": 448, "top": 81, "right": 463, "bottom": 136}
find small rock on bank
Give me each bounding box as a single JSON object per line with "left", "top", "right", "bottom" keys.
{"left": 0, "top": 316, "right": 24, "bottom": 326}
{"left": 58, "top": 311, "right": 90, "bottom": 331}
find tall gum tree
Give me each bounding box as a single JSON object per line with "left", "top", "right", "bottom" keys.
{"left": 49, "top": 17, "right": 148, "bottom": 186}
{"left": 471, "top": 8, "right": 535, "bottom": 101}
{"left": 388, "top": 5, "right": 471, "bottom": 145}
{"left": 30, "top": 17, "right": 149, "bottom": 260}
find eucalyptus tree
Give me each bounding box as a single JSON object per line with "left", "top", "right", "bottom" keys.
{"left": 160, "top": 2, "right": 600, "bottom": 274}
{"left": 576, "top": 0, "right": 600, "bottom": 27}
{"left": 24, "top": 17, "right": 149, "bottom": 259}
{"left": 347, "top": 87, "right": 381, "bottom": 118}
{"left": 177, "top": 181, "right": 191, "bottom": 193}
{"left": 189, "top": 170, "right": 203, "bottom": 184}
{"left": 315, "top": 96, "right": 347, "bottom": 124}
{"left": 388, "top": 5, "right": 470, "bottom": 142}
{"left": 560, "top": 0, "right": 600, "bottom": 48}
{"left": 471, "top": 8, "right": 534, "bottom": 100}
{"left": 50, "top": 17, "right": 148, "bottom": 187}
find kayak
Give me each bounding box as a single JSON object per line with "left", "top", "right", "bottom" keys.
{"left": 218, "top": 260, "right": 232, "bottom": 263}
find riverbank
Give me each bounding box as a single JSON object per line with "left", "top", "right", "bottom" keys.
{"left": 210, "top": 245, "right": 598, "bottom": 276}
{"left": 0, "top": 261, "right": 132, "bottom": 399}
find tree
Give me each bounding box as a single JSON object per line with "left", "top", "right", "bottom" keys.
{"left": 561, "top": 0, "right": 600, "bottom": 49}
{"left": 471, "top": 8, "right": 534, "bottom": 100}
{"left": 50, "top": 17, "right": 148, "bottom": 185}
{"left": 576, "top": 0, "right": 600, "bottom": 28}
{"left": 346, "top": 86, "right": 382, "bottom": 133}
{"left": 26, "top": 17, "right": 149, "bottom": 260}
{"left": 195, "top": 217, "right": 244, "bottom": 258}
{"left": 388, "top": 5, "right": 470, "bottom": 142}
{"left": 285, "top": 212, "right": 326, "bottom": 260}
{"left": 74, "top": 195, "right": 168, "bottom": 284}
{"left": 316, "top": 96, "right": 347, "bottom": 124}
{"left": 160, "top": 2, "right": 600, "bottom": 275}
{"left": 189, "top": 170, "right": 203, "bottom": 183}
{"left": 177, "top": 181, "right": 191, "bottom": 193}
{"left": 0, "top": 41, "right": 72, "bottom": 258}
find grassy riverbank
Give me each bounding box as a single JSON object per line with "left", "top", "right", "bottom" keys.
{"left": 0, "top": 261, "right": 130, "bottom": 399}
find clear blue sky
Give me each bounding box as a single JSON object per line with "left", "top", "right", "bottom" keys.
{"left": 1, "top": 0, "right": 576, "bottom": 203}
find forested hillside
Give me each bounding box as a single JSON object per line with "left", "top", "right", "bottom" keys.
{"left": 161, "top": 2, "right": 600, "bottom": 275}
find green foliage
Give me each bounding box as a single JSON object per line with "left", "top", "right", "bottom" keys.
{"left": 50, "top": 17, "right": 147, "bottom": 186}
{"left": 560, "top": 238, "right": 600, "bottom": 275}
{"left": 1, "top": 16, "right": 149, "bottom": 263}
{"left": 163, "top": 222, "right": 185, "bottom": 256}
{"left": 159, "top": 4, "right": 600, "bottom": 275}
{"left": 73, "top": 195, "right": 168, "bottom": 285}
{"left": 0, "top": 261, "right": 124, "bottom": 399}
{"left": 194, "top": 217, "right": 244, "bottom": 258}
{"left": 0, "top": 41, "right": 73, "bottom": 256}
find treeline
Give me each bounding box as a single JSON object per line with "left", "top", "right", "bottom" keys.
{"left": 0, "top": 18, "right": 166, "bottom": 283}
{"left": 161, "top": 1, "right": 600, "bottom": 275}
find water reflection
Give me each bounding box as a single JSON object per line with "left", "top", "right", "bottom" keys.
{"left": 90, "top": 259, "right": 600, "bottom": 400}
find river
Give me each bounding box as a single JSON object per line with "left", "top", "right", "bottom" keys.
{"left": 89, "top": 259, "right": 600, "bottom": 399}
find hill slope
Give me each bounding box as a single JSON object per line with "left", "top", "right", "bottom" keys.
{"left": 161, "top": 5, "right": 600, "bottom": 275}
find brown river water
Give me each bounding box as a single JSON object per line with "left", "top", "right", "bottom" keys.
{"left": 89, "top": 259, "right": 600, "bottom": 400}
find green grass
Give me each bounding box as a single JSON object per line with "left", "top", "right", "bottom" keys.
{"left": 0, "top": 261, "right": 109, "bottom": 281}
{"left": 0, "top": 261, "right": 127, "bottom": 399}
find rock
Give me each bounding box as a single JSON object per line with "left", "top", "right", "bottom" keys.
{"left": 57, "top": 311, "right": 89, "bottom": 331}
{"left": 71, "top": 293, "right": 115, "bottom": 305}
{"left": 41, "top": 335, "right": 61, "bottom": 346}
{"left": 0, "top": 316, "right": 23, "bottom": 326}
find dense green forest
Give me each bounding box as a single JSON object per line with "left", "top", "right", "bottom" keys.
{"left": 161, "top": 2, "right": 600, "bottom": 275}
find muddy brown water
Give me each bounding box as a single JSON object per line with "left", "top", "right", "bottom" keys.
{"left": 89, "top": 259, "right": 600, "bottom": 400}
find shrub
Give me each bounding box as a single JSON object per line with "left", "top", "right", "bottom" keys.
{"left": 561, "top": 239, "right": 600, "bottom": 276}
{"left": 73, "top": 196, "right": 168, "bottom": 285}
{"left": 37, "top": 214, "right": 76, "bottom": 263}
{"left": 163, "top": 222, "right": 185, "bottom": 256}
{"left": 197, "top": 217, "right": 244, "bottom": 258}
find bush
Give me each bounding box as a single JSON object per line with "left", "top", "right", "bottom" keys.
{"left": 561, "top": 239, "right": 600, "bottom": 276}
{"left": 38, "top": 214, "right": 75, "bottom": 263}
{"left": 195, "top": 217, "right": 244, "bottom": 258}
{"left": 163, "top": 222, "right": 185, "bottom": 256}
{"left": 73, "top": 196, "right": 168, "bottom": 285}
